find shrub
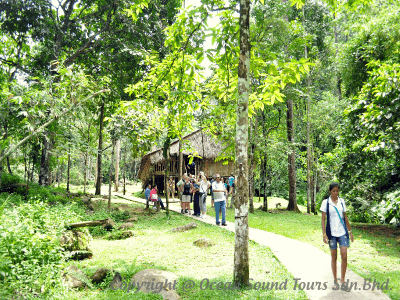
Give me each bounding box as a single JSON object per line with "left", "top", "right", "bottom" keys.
{"left": 0, "top": 195, "right": 86, "bottom": 297}
{"left": 0, "top": 173, "right": 28, "bottom": 196}
{"left": 371, "top": 189, "right": 400, "bottom": 225}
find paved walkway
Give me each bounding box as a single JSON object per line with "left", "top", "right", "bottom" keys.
{"left": 110, "top": 192, "right": 391, "bottom": 300}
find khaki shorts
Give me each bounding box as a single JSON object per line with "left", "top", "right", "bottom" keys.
{"left": 182, "top": 195, "right": 191, "bottom": 203}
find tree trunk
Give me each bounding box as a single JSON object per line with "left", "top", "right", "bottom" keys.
{"left": 66, "top": 219, "right": 110, "bottom": 229}
{"left": 39, "top": 133, "right": 51, "bottom": 186}
{"left": 165, "top": 150, "right": 170, "bottom": 216}
{"left": 95, "top": 101, "right": 105, "bottom": 195}
{"left": 83, "top": 152, "right": 88, "bottom": 194}
{"left": 94, "top": 156, "right": 98, "bottom": 187}
{"left": 4, "top": 124, "right": 12, "bottom": 175}
{"left": 24, "top": 150, "right": 27, "bottom": 181}
{"left": 286, "top": 98, "right": 300, "bottom": 212}
{"left": 114, "top": 139, "right": 120, "bottom": 192}
{"left": 108, "top": 140, "right": 116, "bottom": 210}
{"left": 249, "top": 147, "right": 255, "bottom": 214}
{"left": 179, "top": 138, "right": 183, "bottom": 178}
{"left": 233, "top": 0, "right": 250, "bottom": 287}
{"left": 258, "top": 166, "right": 261, "bottom": 202}
{"left": 6, "top": 157, "right": 12, "bottom": 174}
{"left": 123, "top": 143, "right": 127, "bottom": 195}
{"left": 58, "top": 164, "right": 64, "bottom": 187}
{"left": 67, "top": 149, "right": 71, "bottom": 193}
{"left": 248, "top": 118, "right": 255, "bottom": 213}
{"left": 312, "top": 152, "right": 318, "bottom": 215}
{"left": 163, "top": 129, "right": 172, "bottom": 217}
{"left": 333, "top": 13, "right": 342, "bottom": 100}
{"left": 305, "top": 12, "right": 311, "bottom": 214}
{"left": 261, "top": 156, "right": 268, "bottom": 211}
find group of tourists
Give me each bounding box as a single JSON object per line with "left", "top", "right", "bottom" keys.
{"left": 144, "top": 171, "right": 235, "bottom": 225}
{"left": 175, "top": 172, "right": 235, "bottom": 226}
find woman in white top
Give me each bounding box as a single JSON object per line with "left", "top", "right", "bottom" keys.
{"left": 321, "top": 182, "right": 354, "bottom": 291}
{"left": 212, "top": 174, "right": 227, "bottom": 226}
{"left": 198, "top": 172, "right": 211, "bottom": 219}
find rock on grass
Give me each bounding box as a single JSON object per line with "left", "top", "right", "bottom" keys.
{"left": 106, "top": 230, "right": 134, "bottom": 240}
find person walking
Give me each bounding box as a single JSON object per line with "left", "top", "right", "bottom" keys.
{"left": 192, "top": 176, "right": 201, "bottom": 217}
{"left": 176, "top": 174, "right": 186, "bottom": 214}
{"left": 212, "top": 174, "right": 227, "bottom": 226}
{"left": 321, "top": 182, "right": 354, "bottom": 291}
{"left": 210, "top": 175, "right": 216, "bottom": 207}
{"left": 167, "top": 176, "right": 175, "bottom": 200}
{"left": 228, "top": 179, "right": 236, "bottom": 209}
{"left": 199, "top": 172, "right": 211, "bottom": 219}
{"left": 181, "top": 175, "right": 192, "bottom": 214}
{"left": 145, "top": 184, "right": 151, "bottom": 209}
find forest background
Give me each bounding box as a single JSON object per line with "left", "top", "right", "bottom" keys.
{"left": 1, "top": 0, "right": 400, "bottom": 226}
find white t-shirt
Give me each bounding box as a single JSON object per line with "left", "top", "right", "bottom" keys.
{"left": 320, "top": 197, "right": 347, "bottom": 237}
{"left": 199, "top": 179, "right": 210, "bottom": 194}
{"left": 212, "top": 181, "right": 226, "bottom": 202}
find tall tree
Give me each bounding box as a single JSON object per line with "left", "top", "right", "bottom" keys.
{"left": 234, "top": 0, "right": 250, "bottom": 287}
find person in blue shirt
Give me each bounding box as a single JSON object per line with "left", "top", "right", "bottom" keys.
{"left": 186, "top": 161, "right": 196, "bottom": 175}
{"left": 228, "top": 174, "right": 234, "bottom": 187}
{"left": 145, "top": 184, "right": 151, "bottom": 209}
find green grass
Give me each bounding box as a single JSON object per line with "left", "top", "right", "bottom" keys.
{"left": 63, "top": 185, "right": 400, "bottom": 299}
{"left": 59, "top": 200, "right": 307, "bottom": 300}
{"left": 203, "top": 197, "right": 400, "bottom": 299}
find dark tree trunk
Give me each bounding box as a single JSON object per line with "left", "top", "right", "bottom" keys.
{"left": 6, "top": 157, "right": 12, "bottom": 174}
{"left": 249, "top": 118, "right": 255, "bottom": 213}
{"left": 249, "top": 144, "right": 255, "bottom": 214}
{"left": 123, "top": 143, "right": 127, "bottom": 195}
{"left": 114, "top": 139, "right": 120, "bottom": 192}
{"left": 108, "top": 140, "right": 115, "bottom": 210}
{"left": 286, "top": 99, "right": 300, "bottom": 212}
{"left": 261, "top": 156, "right": 268, "bottom": 211}
{"left": 83, "top": 152, "right": 88, "bottom": 194}
{"left": 163, "top": 130, "right": 172, "bottom": 217}
{"left": 179, "top": 138, "right": 183, "bottom": 179}
{"left": 39, "top": 133, "right": 51, "bottom": 186}
{"left": 312, "top": 153, "right": 318, "bottom": 215}
{"left": 95, "top": 101, "right": 105, "bottom": 195}
{"left": 333, "top": 13, "right": 342, "bottom": 100}
{"left": 67, "top": 149, "right": 71, "bottom": 193}
{"left": 24, "top": 150, "right": 27, "bottom": 181}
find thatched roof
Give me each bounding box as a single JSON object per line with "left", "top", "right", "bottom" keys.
{"left": 143, "top": 128, "right": 224, "bottom": 165}
{"left": 137, "top": 129, "right": 229, "bottom": 182}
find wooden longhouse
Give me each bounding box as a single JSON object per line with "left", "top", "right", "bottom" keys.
{"left": 137, "top": 129, "right": 234, "bottom": 193}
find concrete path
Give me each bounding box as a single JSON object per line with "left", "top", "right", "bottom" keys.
{"left": 110, "top": 192, "right": 391, "bottom": 300}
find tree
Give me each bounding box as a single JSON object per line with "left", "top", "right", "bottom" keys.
{"left": 233, "top": 0, "right": 251, "bottom": 286}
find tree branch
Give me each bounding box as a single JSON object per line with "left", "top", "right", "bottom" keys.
{"left": 0, "top": 89, "right": 109, "bottom": 163}
{"left": 0, "top": 58, "right": 34, "bottom": 77}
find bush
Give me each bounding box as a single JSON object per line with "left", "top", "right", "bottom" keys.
{"left": 371, "top": 189, "right": 400, "bottom": 225}
{"left": 0, "top": 172, "right": 28, "bottom": 196}
{"left": 0, "top": 194, "right": 86, "bottom": 297}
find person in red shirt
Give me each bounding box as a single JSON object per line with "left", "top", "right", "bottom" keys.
{"left": 149, "top": 185, "right": 165, "bottom": 210}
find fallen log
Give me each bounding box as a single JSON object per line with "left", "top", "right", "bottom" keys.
{"left": 66, "top": 219, "right": 109, "bottom": 229}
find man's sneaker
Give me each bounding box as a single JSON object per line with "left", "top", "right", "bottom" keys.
{"left": 181, "top": 209, "right": 184, "bottom": 214}
{"left": 185, "top": 209, "right": 188, "bottom": 214}
{"left": 222, "top": 223, "right": 227, "bottom": 226}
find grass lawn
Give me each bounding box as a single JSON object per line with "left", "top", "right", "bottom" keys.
{"left": 56, "top": 197, "right": 307, "bottom": 300}
{"left": 67, "top": 184, "right": 399, "bottom": 299}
